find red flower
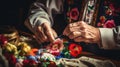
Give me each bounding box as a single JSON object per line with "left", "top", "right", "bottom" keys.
{"left": 48, "top": 61, "right": 57, "bottom": 67}
{"left": 68, "top": 43, "right": 82, "bottom": 57}
{"left": 68, "top": 8, "right": 79, "bottom": 21}
{"left": 23, "top": 59, "right": 37, "bottom": 67}
{"left": 0, "top": 34, "right": 7, "bottom": 46}
{"left": 23, "top": 59, "right": 29, "bottom": 64}
{"left": 100, "top": 16, "right": 106, "bottom": 23}
{"left": 4, "top": 53, "right": 17, "bottom": 65}
{"left": 104, "top": 20, "right": 116, "bottom": 28}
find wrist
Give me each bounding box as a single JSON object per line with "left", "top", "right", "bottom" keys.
{"left": 96, "top": 28, "right": 101, "bottom": 45}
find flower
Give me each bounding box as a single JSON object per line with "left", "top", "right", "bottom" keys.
{"left": 68, "top": 8, "right": 79, "bottom": 21}
{"left": 22, "top": 59, "right": 37, "bottom": 67}
{"left": 109, "top": 3, "right": 115, "bottom": 12}
{"left": 47, "top": 49, "right": 60, "bottom": 56}
{"left": 97, "top": 22, "right": 102, "bottom": 27}
{"left": 18, "top": 42, "right": 31, "bottom": 56}
{"left": 4, "top": 53, "right": 17, "bottom": 66}
{"left": 105, "top": 9, "right": 112, "bottom": 15}
{"left": 68, "top": 43, "right": 82, "bottom": 57}
{"left": 104, "top": 20, "right": 116, "bottom": 28}
{"left": 4, "top": 43, "right": 18, "bottom": 55}
{"left": 28, "top": 48, "right": 38, "bottom": 56}
{"left": 46, "top": 38, "right": 64, "bottom": 56}
{"left": 100, "top": 16, "right": 106, "bottom": 23}
{"left": 40, "top": 53, "right": 56, "bottom": 62}
{"left": 0, "top": 34, "right": 7, "bottom": 46}
{"left": 48, "top": 61, "right": 57, "bottom": 67}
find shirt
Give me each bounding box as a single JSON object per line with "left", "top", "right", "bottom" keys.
{"left": 25, "top": 0, "right": 120, "bottom": 49}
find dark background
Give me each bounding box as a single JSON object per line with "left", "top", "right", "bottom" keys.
{"left": 0, "top": 0, "right": 67, "bottom": 35}
{"left": 0, "top": 0, "right": 36, "bottom": 32}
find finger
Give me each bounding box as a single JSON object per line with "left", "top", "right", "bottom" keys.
{"left": 68, "top": 31, "right": 81, "bottom": 39}
{"left": 37, "top": 26, "right": 47, "bottom": 42}
{"left": 63, "top": 25, "right": 70, "bottom": 35}
{"left": 81, "top": 29, "right": 95, "bottom": 39}
{"left": 52, "top": 29, "right": 58, "bottom": 38}
{"left": 42, "top": 23, "right": 55, "bottom": 42}
{"left": 74, "top": 36, "right": 84, "bottom": 42}
{"left": 69, "top": 22, "right": 79, "bottom": 27}
{"left": 63, "top": 26, "right": 81, "bottom": 36}
{"left": 63, "top": 21, "right": 85, "bottom": 36}
{"left": 63, "top": 23, "right": 78, "bottom": 35}
{"left": 74, "top": 36, "right": 92, "bottom": 43}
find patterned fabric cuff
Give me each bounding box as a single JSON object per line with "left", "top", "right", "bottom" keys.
{"left": 30, "top": 16, "right": 51, "bottom": 27}
{"left": 99, "top": 28, "right": 116, "bottom": 49}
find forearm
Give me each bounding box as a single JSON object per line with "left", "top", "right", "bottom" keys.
{"left": 25, "top": 0, "right": 64, "bottom": 32}
{"left": 28, "top": 1, "right": 52, "bottom": 29}
{"left": 99, "top": 26, "right": 120, "bottom": 49}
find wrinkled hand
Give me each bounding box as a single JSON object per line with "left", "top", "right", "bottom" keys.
{"left": 63, "top": 21, "right": 100, "bottom": 44}
{"left": 34, "top": 22, "right": 57, "bottom": 44}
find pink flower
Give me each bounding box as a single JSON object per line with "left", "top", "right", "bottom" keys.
{"left": 106, "top": 9, "right": 112, "bottom": 15}
{"left": 47, "top": 49, "right": 60, "bottom": 56}
{"left": 104, "top": 20, "right": 116, "bottom": 28}
{"left": 46, "top": 38, "right": 64, "bottom": 56}
{"left": 97, "top": 22, "right": 102, "bottom": 27}
{"left": 109, "top": 3, "right": 115, "bottom": 12}
{"left": 68, "top": 8, "right": 79, "bottom": 21}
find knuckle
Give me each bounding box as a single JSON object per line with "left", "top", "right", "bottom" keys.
{"left": 68, "top": 24, "right": 71, "bottom": 28}
{"left": 69, "top": 36, "right": 73, "bottom": 39}
{"left": 82, "top": 25, "right": 86, "bottom": 29}
{"left": 69, "top": 34, "right": 74, "bottom": 39}
{"left": 68, "top": 27, "right": 71, "bottom": 32}
{"left": 71, "top": 32, "right": 75, "bottom": 36}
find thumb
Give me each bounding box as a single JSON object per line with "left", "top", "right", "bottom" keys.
{"left": 43, "top": 23, "right": 56, "bottom": 42}
{"left": 52, "top": 29, "right": 58, "bottom": 39}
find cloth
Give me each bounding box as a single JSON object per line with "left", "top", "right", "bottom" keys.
{"left": 0, "top": 47, "right": 9, "bottom": 67}
{"left": 56, "top": 56, "right": 116, "bottom": 67}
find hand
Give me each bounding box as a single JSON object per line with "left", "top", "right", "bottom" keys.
{"left": 63, "top": 21, "right": 100, "bottom": 44}
{"left": 34, "top": 22, "right": 57, "bottom": 44}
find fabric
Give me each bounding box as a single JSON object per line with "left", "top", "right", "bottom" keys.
{"left": 99, "top": 26, "right": 120, "bottom": 49}
{"left": 26, "top": 0, "right": 120, "bottom": 49}
{"left": 56, "top": 56, "right": 116, "bottom": 67}
{"left": 0, "top": 47, "right": 9, "bottom": 67}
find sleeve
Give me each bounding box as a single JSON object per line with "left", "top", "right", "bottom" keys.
{"left": 25, "top": 0, "right": 64, "bottom": 33}
{"left": 99, "top": 26, "right": 120, "bottom": 49}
